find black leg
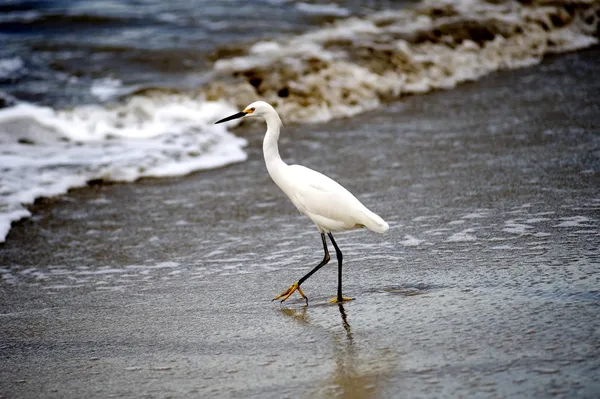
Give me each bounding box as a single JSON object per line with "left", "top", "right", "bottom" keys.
{"left": 272, "top": 233, "right": 330, "bottom": 304}
{"left": 298, "top": 233, "right": 330, "bottom": 286}
{"left": 328, "top": 232, "right": 343, "bottom": 301}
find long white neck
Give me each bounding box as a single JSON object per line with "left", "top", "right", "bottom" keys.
{"left": 262, "top": 111, "right": 287, "bottom": 180}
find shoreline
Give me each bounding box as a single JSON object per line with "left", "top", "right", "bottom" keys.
{"left": 3, "top": 44, "right": 599, "bottom": 247}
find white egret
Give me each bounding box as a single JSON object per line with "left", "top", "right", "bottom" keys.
{"left": 215, "top": 101, "right": 388, "bottom": 304}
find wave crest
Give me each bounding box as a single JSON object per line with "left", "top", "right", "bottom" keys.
{"left": 0, "top": 97, "right": 247, "bottom": 242}
{"left": 205, "top": 0, "right": 600, "bottom": 123}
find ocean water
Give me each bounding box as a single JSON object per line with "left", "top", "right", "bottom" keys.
{"left": 1, "top": 0, "right": 599, "bottom": 242}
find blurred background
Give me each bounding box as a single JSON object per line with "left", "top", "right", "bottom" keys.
{"left": 0, "top": 0, "right": 416, "bottom": 106}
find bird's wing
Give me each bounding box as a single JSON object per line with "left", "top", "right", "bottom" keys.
{"left": 288, "top": 165, "right": 348, "bottom": 194}
{"left": 288, "top": 164, "right": 368, "bottom": 222}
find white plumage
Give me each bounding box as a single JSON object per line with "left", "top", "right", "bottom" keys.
{"left": 215, "top": 100, "right": 388, "bottom": 304}
{"left": 276, "top": 164, "right": 389, "bottom": 233}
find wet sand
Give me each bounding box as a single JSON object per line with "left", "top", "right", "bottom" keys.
{"left": 1, "top": 48, "right": 599, "bottom": 398}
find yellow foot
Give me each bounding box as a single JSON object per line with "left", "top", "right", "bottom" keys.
{"left": 329, "top": 296, "right": 354, "bottom": 304}
{"left": 273, "top": 281, "right": 307, "bottom": 304}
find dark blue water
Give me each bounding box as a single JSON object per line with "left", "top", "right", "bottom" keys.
{"left": 0, "top": 0, "right": 409, "bottom": 106}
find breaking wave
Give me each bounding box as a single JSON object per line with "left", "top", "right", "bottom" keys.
{"left": 0, "top": 96, "right": 246, "bottom": 242}
{"left": 205, "top": 0, "right": 600, "bottom": 122}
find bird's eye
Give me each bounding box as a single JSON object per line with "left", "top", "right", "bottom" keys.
{"left": 250, "top": 107, "right": 255, "bottom": 111}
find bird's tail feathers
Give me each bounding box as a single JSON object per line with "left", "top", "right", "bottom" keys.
{"left": 359, "top": 209, "right": 389, "bottom": 234}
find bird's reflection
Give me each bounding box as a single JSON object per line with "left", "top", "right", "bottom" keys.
{"left": 279, "top": 303, "right": 384, "bottom": 398}
{"left": 330, "top": 304, "right": 377, "bottom": 398}
{"left": 278, "top": 303, "right": 351, "bottom": 336}
{"left": 338, "top": 303, "right": 353, "bottom": 345}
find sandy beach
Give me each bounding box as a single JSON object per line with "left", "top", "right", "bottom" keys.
{"left": 1, "top": 45, "right": 599, "bottom": 398}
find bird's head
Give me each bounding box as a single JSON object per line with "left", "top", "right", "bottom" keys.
{"left": 215, "top": 101, "right": 277, "bottom": 124}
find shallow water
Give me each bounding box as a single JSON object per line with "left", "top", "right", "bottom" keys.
{"left": 1, "top": 48, "right": 599, "bottom": 397}
{"left": 2, "top": 0, "right": 599, "bottom": 242}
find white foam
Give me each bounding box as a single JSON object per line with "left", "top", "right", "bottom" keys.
{"left": 0, "top": 96, "right": 247, "bottom": 242}
{"left": 156, "top": 12, "right": 179, "bottom": 23}
{"left": 76, "top": 268, "right": 127, "bottom": 276}
{"left": 295, "top": 3, "right": 350, "bottom": 17}
{"left": 153, "top": 261, "right": 180, "bottom": 268}
{"left": 503, "top": 220, "right": 533, "bottom": 235}
{"left": 525, "top": 217, "right": 550, "bottom": 223}
{"left": 462, "top": 211, "right": 489, "bottom": 219}
{"left": 533, "top": 232, "right": 551, "bottom": 238}
{"left": 554, "top": 216, "right": 594, "bottom": 228}
{"left": 448, "top": 220, "right": 465, "bottom": 225}
{"left": 209, "top": 0, "right": 600, "bottom": 124}
{"left": 446, "top": 229, "right": 477, "bottom": 242}
{"left": 571, "top": 230, "right": 598, "bottom": 235}
{"left": 413, "top": 215, "right": 439, "bottom": 222}
{"left": 0, "top": 10, "right": 41, "bottom": 24}
{"left": 400, "top": 235, "right": 425, "bottom": 247}
{"left": 90, "top": 77, "right": 125, "bottom": 101}
{"left": 0, "top": 208, "right": 30, "bottom": 244}
{"left": 424, "top": 228, "right": 451, "bottom": 236}
{"left": 0, "top": 57, "right": 23, "bottom": 78}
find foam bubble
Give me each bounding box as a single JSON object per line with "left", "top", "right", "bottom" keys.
{"left": 490, "top": 245, "right": 522, "bottom": 250}
{"left": 503, "top": 220, "right": 533, "bottom": 235}
{"left": 446, "top": 229, "right": 478, "bottom": 242}
{"left": 448, "top": 220, "right": 466, "bottom": 225}
{"left": 295, "top": 3, "right": 350, "bottom": 17}
{"left": 462, "top": 211, "right": 489, "bottom": 219}
{"left": 525, "top": 218, "right": 551, "bottom": 223}
{"left": 533, "top": 232, "right": 552, "bottom": 238}
{"left": 400, "top": 235, "right": 425, "bottom": 247}
{"left": 554, "top": 216, "right": 594, "bottom": 228}
{"left": 0, "top": 57, "right": 24, "bottom": 78}
{"left": 90, "top": 77, "right": 125, "bottom": 101}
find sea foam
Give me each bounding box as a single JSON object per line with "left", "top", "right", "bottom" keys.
{"left": 0, "top": 57, "right": 24, "bottom": 78}
{"left": 0, "top": 96, "right": 246, "bottom": 242}
{"left": 206, "top": 0, "right": 600, "bottom": 123}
